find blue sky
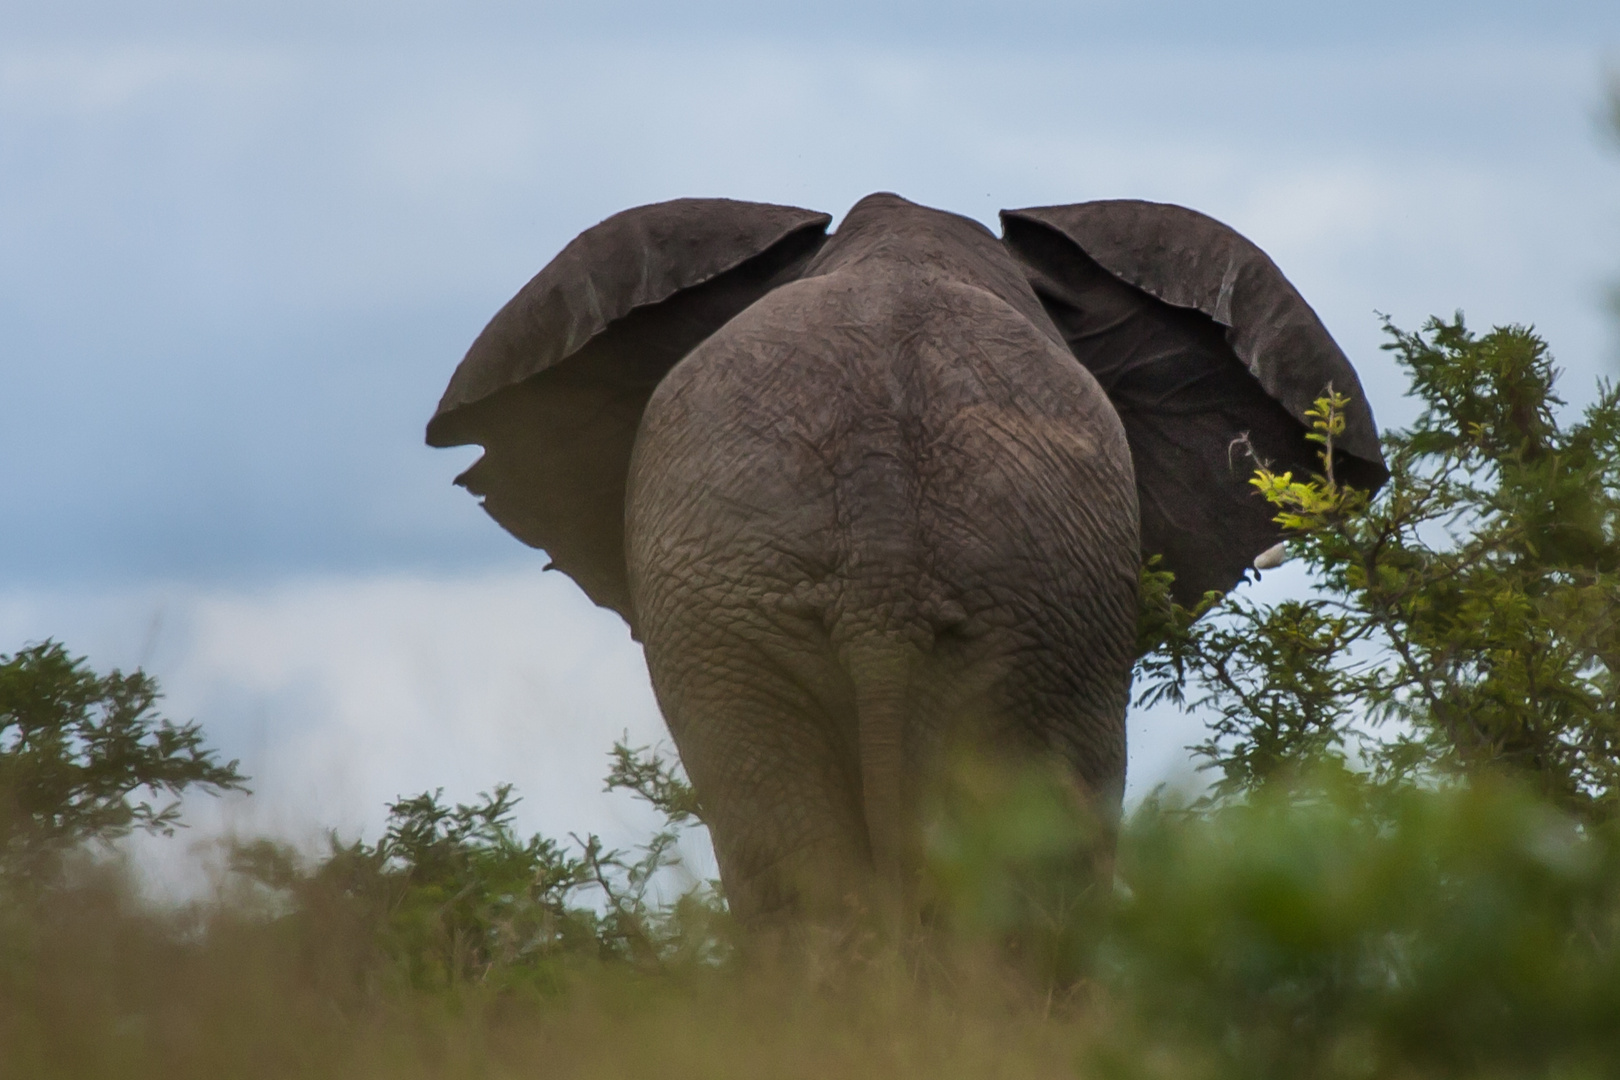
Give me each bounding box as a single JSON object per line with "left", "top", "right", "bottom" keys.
{"left": 10, "top": 1, "right": 1620, "bottom": 46}
{"left": 3, "top": 1, "right": 1619, "bottom": 885}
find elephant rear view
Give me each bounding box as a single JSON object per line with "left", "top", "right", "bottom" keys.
{"left": 427, "top": 192, "right": 1387, "bottom": 927}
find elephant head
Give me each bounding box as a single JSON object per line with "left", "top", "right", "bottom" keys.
{"left": 427, "top": 193, "right": 1386, "bottom": 927}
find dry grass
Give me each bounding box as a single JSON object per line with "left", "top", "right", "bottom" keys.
{"left": 11, "top": 775, "right": 1620, "bottom": 1080}
{"left": 0, "top": 863, "right": 1097, "bottom": 1080}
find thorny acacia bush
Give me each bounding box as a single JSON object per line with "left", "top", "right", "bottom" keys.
{"left": 10, "top": 319, "right": 1620, "bottom": 1078}
{"left": 0, "top": 641, "right": 246, "bottom": 882}
{"left": 1139, "top": 316, "right": 1620, "bottom": 815}
{"left": 225, "top": 744, "right": 729, "bottom": 995}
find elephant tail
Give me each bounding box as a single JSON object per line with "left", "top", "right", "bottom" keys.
{"left": 849, "top": 639, "right": 915, "bottom": 899}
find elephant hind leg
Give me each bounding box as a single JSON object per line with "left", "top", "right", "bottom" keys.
{"left": 636, "top": 603, "right": 882, "bottom": 926}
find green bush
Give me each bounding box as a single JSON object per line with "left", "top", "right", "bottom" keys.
{"left": 1111, "top": 775, "right": 1620, "bottom": 1079}
{"left": 16, "top": 740, "right": 1620, "bottom": 1079}
{"left": 227, "top": 755, "right": 729, "bottom": 996}
{"left": 0, "top": 641, "right": 246, "bottom": 883}
{"left": 1139, "top": 318, "right": 1620, "bottom": 816}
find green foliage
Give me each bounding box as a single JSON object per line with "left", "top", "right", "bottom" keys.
{"left": 1139, "top": 318, "right": 1620, "bottom": 815}
{"left": 604, "top": 733, "right": 705, "bottom": 826}
{"left": 924, "top": 755, "right": 1113, "bottom": 987}
{"left": 14, "top": 762, "right": 1620, "bottom": 1080}
{"left": 230, "top": 740, "right": 729, "bottom": 993}
{"left": 0, "top": 640, "right": 246, "bottom": 880}
{"left": 912, "top": 766, "right": 1620, "bottom": 1079}
{"left": 1096, "top": 772, "right": 1620, "bottom": 1080}
{"left": 11, "top": 606, "right": 1620, "bottom": 1077}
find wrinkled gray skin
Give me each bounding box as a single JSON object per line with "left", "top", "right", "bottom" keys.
{"left": 627, "top": 195, "right": 1138, "bottom": 919}
{"left": 428, "top": 192, "right": 1386, "bottom": 929}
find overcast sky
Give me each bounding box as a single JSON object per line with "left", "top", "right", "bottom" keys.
{"left": 3, "top": 1, "right": 1619, "bottom": 892}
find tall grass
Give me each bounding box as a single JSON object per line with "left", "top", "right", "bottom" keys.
{"left": 7, "top": 769, "right": 1620, "bottom": 1079}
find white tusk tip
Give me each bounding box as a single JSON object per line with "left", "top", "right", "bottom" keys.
{"left": 1253, "top": 542, "right": 1287, "bottom": 570}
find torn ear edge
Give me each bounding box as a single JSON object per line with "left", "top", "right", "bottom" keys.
{"left": 423, "top": 198, "right": 833, "bottom": 622}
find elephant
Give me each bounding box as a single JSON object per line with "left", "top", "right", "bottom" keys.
{"left": 426, "top": 192, "right": 1387, "bottom": 928}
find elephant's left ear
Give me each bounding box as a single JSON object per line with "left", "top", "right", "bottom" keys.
{"left": 1000, "top": 200, "right": 1389, "bottom": 604}
{"left": 427, "top": 198, "right": 832, "bottom": 622}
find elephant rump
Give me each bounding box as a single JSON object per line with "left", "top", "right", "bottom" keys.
{"left": 622, "top": 267, "right": 1139, "bottom": 922}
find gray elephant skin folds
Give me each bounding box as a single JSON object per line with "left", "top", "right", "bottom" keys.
{"left": 427, "top": 193, "right": 1387, "bottom": 926}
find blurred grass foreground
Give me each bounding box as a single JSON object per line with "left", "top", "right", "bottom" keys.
{"left": 9, "top": 317, "right": 1620, "bottom": 1079}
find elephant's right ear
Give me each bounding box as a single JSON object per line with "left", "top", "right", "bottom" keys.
{"left": 1001, "top": 200, "right": 1389, "bottom": 605}
{"left": 427, "top": 198, "right": 832, "bottom": 622}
